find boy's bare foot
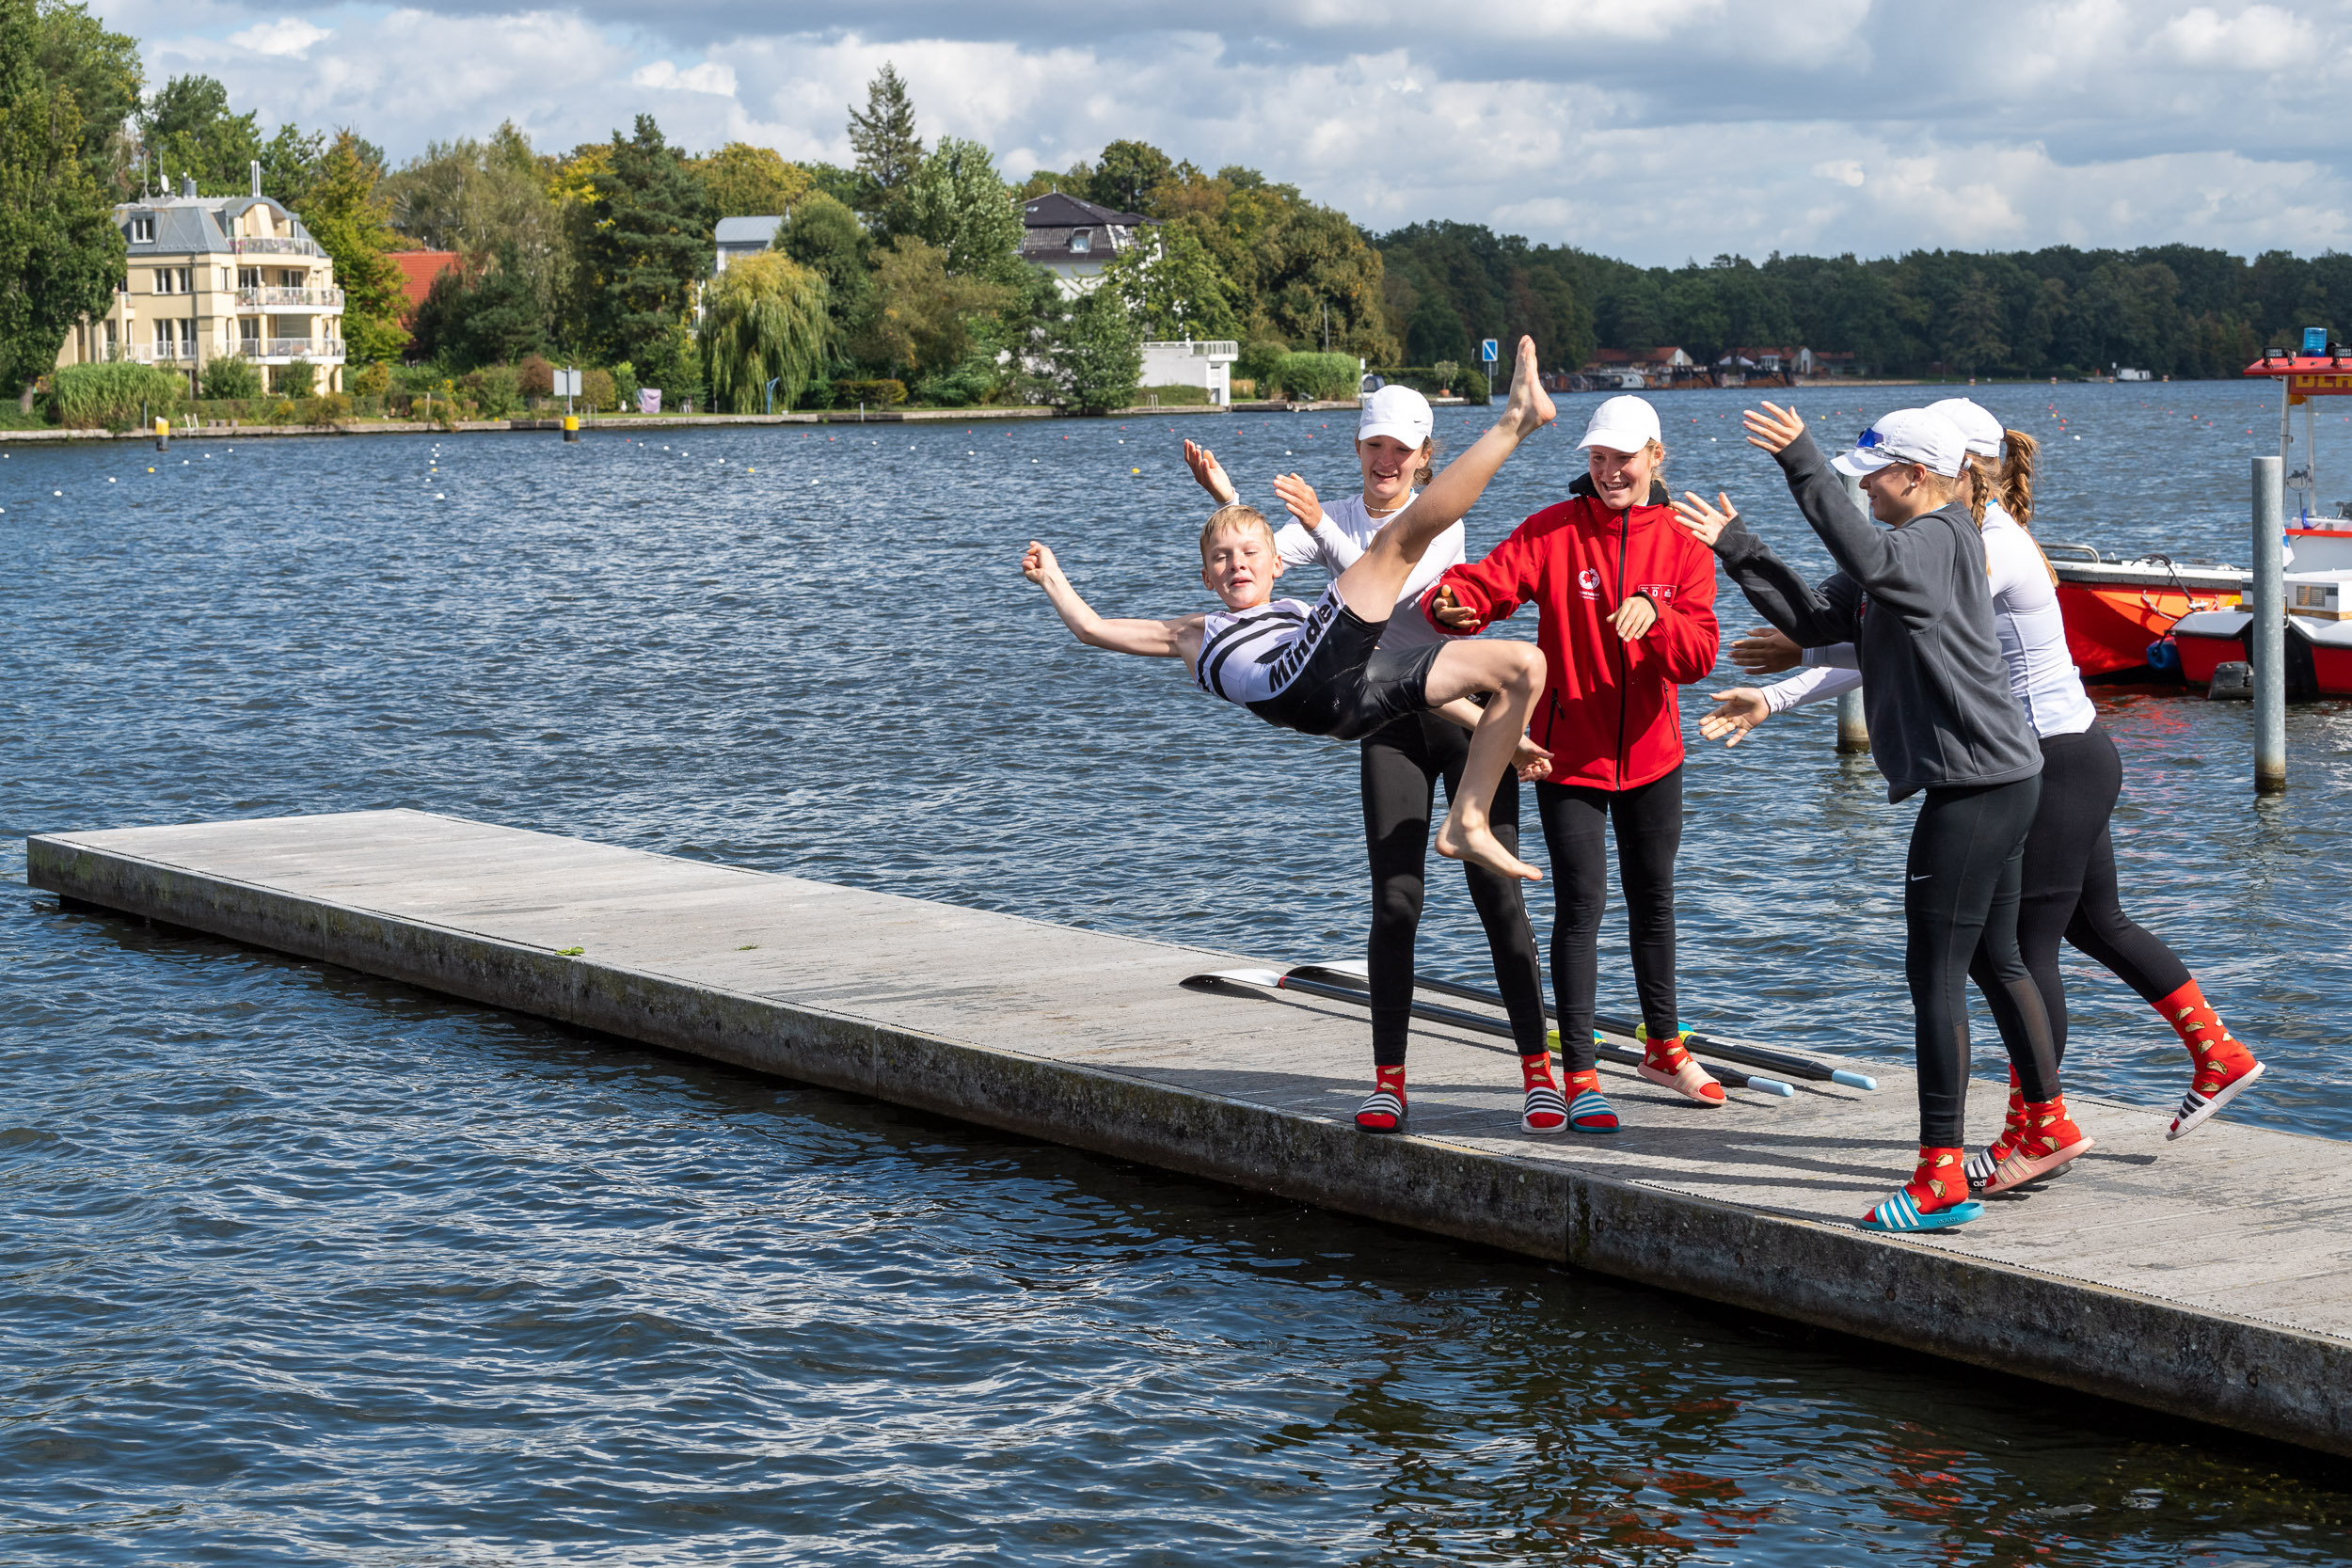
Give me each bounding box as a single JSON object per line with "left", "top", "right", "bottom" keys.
{"left": 1436, "top": 816, "right": 1544, "bottom": 882}
{"left": 1501, "top": 336, "right": 1556, "bottom": 438}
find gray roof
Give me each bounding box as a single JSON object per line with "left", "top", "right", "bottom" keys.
{"left": 118, "top": 196, "right": 314, "bottom": 258}
{"left": 715, "top": 215, "right": 785, "bottom": 246}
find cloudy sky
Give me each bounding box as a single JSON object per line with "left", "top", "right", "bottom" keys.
{"left": 99, "top": 0, "right": 2352, "bottom": 266}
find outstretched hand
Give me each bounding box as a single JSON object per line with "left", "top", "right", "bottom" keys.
{"left": 1743, "top": 402, "right": 1804, "bottom": 454}
{"left": 1730, "top": 625, "right": 1802, "bottom": 675}
{"left": 1499, "top": 335, "right": 1556, "bottom": 438}
{"left": 1427, "top": 584, "right": 1477, "bottom": 632}
{"left": 1271, "top": 471, "right": 1323, "bottom": 531}
{"left": 1021, "top": 540, "right": 1061, "bottom": 585}
{"left": 1698, "top": 689, "right": 1772, "bottom": 747}
{"left": 1670, "top": 490, "right": 1740, "bottom": 548}
{"left": 1183, "top": 439, "right": 1239, "bottom": 505}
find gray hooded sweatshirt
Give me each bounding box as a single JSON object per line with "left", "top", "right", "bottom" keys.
{"left": 1708, "top": 431, "right": 2042, "bottom": 802}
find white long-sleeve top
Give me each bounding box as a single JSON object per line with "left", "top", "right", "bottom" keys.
{"left": 1272, "top": 491, "right": 1461, "bottom": 652}
{"left": 1760, "top": 503, "right": 2097, "bottom": 737}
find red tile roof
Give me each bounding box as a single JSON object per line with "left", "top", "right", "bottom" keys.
{"left": 389, "top": 251, "right": 462, "bottom": 320}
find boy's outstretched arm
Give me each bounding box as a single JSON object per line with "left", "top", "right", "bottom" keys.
{"left": 1023, "top": 541, "right": 1200, "bottom": 658}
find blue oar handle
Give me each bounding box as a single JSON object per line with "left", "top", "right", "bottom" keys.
{"left": 1831, "top": 1069, "right": 1879, "bottom": 1091}
{"left": 1746, "top": 1075, "right": 1798, "bottom": 1098}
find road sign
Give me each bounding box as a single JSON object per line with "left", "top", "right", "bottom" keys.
{"left": 552, "top": 368, "right": 582, "bottom": 397}
{"left": 1480, "top": 339, "right": 1499, "bottom": 362}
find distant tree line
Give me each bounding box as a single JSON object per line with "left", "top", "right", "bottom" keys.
{"left": 8, "top": 7, "right": 2352, "bottom": 412}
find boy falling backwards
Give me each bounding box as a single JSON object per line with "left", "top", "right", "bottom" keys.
{"left": 1022, "top": 338, "right": 1556, "bottom": 883}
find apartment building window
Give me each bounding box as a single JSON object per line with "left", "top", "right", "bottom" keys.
{"left": 238, "top": 267, "right": 262, "bottom": 289}
{"left": 239, "top": 319, "right": 260, "bottom": 350}
{"left": 129, "top": 216, "right": 153, "bottom": 243}
{"left": 278, "top": 268, "right": 304, "bottom": 289}
{"left": 103, "top": 320, "right": 117, "bottom": 356}
{"left": 183, "top": 318, "right": 197, "bottom": 356}
{"left": 152, "top": 266, "right": 191, "bottom": 294}
{"left": 154, "top": 319, "right": 177, "bottom": 356}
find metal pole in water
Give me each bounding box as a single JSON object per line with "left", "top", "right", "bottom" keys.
{"left": 2251, "top": 454, "right": 2286, "bottom": 794}
{"left": 153, "top": 417, "right": 167, "bottom": 452}
{"left": 1835, "top": 467, "right": 1868, "bottom": 754}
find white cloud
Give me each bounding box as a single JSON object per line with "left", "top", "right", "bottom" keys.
{"left": 225, "top": 18, "right": 330, "bottom": 57}
{"left": 630, "top": 59, "right": 738, "bottom": 96}
{"left": 104, "top": 0, "right": 2352, "bottom": 261}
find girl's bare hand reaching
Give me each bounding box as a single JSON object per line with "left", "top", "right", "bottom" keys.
{"left": 1698, "top": 689, "right": 1772, "bottom": 747}
{"left": 1183, "top": 439, "right": 1240, "bottom": 505}
{"left": 1271, "top": 471, "right": 1325, "bottom": 531}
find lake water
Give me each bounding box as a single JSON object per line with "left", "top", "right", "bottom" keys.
{"left": 5, "top": 380, "right": 2351, "bottom": 1563}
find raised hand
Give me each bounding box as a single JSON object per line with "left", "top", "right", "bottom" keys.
{"left": 1671, "top": 490, "right": 1740, "bottom": 548}
{"left": 1608, "top": 593, "right": 1659, "bottom": 641}
{"left": 1698, "top": 689, "right": 1772, "bottom": 747}
{"left": 1743, "top": 402, "right": 1805, "bottom": 454}
{"left": 1022, "top": 540, "right": 1061, "bottom": 584}
{"left": 1183, "top": 439, "right": 1239, "bottom": 505}
{"left": 1271, "top": 471, "right": 1324, "bottom": 530}
{"left": 1500, "top": 335, "right": 1556, "bottom": 437}
{"left": 1730, "top": 626, "right": 1802, "bottom": 674}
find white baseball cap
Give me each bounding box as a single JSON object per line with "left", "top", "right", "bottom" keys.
{"left": 1577, "top": 394, "right": 1661, "bottom": 453}
{"left": 1926, "top": 398, "right": 2004, "bottom": 460}
{"left": 1831, "top": 407, "right": 1969, "bottom": 479}
{"left": 1359, "top": 384, "right": 1433, "bottom": 447}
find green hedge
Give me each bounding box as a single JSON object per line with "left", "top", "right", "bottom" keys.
{"left": 1371, "top": 365, "right": 1489, "bottom": 402}
{"left": 46, "top": 362, "right": 186, "bottom": 431}
{"left": 1270, "top": 352, "right": 1360, "bottom": 402}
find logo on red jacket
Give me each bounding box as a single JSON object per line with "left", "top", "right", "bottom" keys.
{"left": 1638, "top": 583, "right": 1677, "bottom": 601}
{"left": 1578, "top": 566, "right": 1601, "bottom": 600}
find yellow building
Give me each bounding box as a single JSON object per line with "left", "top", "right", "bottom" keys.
{"left": 56, "top": 170, "right": 345, "bottom": 395}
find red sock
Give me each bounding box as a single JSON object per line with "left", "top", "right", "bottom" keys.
{"left": 1521, "top": 1053, "right": 1565, "bottom": 1130}
{"left": 1903, "top": 1147, "right": 1970, "bottom": 1212}
{"left": 1565, "top": 1068, "right": 1601, "bottom": 1094}
{"left": 2156, "top": 979, "right": 2256, "bottom": 1096}
{"left": 1988, "top": 1065, "right": 2025, "bottom": 1161}
{"left": 1641, "top": 1025, "right": 1689, "bottom": 1073}
{"left": 2017, "top": 1096, "right": 2084, "bottom": 1157}
{"left": 1356, "top": 1065, "right": 1407, "bottom": 1132}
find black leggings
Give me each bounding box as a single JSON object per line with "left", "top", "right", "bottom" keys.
{"left": 1362, "top": 712, "right": 1548, "bottom": 1065}
{"left": 1535, "top": 766, "right": 1683, "bottom": 1074}
{"left": 1908, "top": 776, "right": 2060, "bottom": 1147}
{"left": 1964, "top": 723, "right": 2192, "bottom": 1065}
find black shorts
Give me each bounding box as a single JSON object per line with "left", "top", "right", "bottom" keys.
{"left": 1248, "top": 603, "right": 1445, "bottom": 741}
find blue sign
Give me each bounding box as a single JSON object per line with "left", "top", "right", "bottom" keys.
{"left": 2304, "top": 326, "right": 2329, "bottom": 356}
{"left": 1480, "top": 339, "right": 1499, "bottom": 362}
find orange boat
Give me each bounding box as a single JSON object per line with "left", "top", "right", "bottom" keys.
{"left": 2041, "top": 547, "right": 2248, "bottom": 679}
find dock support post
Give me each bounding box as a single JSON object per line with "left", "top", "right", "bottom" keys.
{"left": 152, "top": 417, "right": 168, "bottom": 452}
{"left": 2251, "top": 454, "right": 2287, "bottom": 794}
{"left": 1836, "top": 689, "right": 1869, "bottom": 753}
{"left": 1832, "top": 467, "right": 1870, "bottom": 754}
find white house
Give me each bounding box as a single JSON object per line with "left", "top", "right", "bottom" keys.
{"left": 1019, "top": 191, "right": 1155, "bottom": 299}
{"left": 712, "top": 215, "right": 786, "bottom": 277}
{"left": 1140, "top": 340, "right": 1238, "bottom": 404}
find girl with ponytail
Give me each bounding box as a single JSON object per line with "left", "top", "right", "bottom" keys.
{"left": 1705, "top": 399, "right": 2265, "bottom": 1158}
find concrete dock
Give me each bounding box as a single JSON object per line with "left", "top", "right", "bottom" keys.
{"left": 27, "top": 809, "right": 2352, "bottom": 1456}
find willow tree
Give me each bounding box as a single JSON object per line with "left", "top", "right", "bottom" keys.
{"left": 697, "top": 249, "right": 829, "bottom": 413}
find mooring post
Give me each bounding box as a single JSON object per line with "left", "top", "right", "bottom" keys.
{"left": 1835, "top": 467, "right": 1869, "bottom": 754}
{"left": 2251, "top": 454, "right": 2287, "bottom": 793}
{"left": 153, "top": 417, "right": 168, "bottom": 452}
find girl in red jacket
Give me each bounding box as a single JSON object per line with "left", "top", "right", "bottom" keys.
{"left": 1426, "top": 396, "right": 1722, "bottom": 1132}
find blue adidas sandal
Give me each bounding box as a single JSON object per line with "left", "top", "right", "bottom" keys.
{"left": 1862, "top": 1188, "right": 1983, "bottom": 1231}
{"left": 1567, "top": 1087, "right": 1619, "bottom": 1133}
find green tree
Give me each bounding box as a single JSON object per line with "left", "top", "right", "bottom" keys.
{"left": 845, "top": 61, "right": 920, "bottom": 218}
{"left": 857, "top": 234, "right": 1009, "bottom": 381}
{"left": 1046, "top": 286, "right": 1142, "bottom": 414}
{"left": 383, "top": 122, "right": 569, "bottom": 344}
{"left": 31, "top": 0, "right": 136, "bottom": 194}
{"left": 1085, "top": 138, "right": 1176, "bottom": 214}
{"left": 697, "top": 249, "right": 828, "bottom": 412}
{"left": 777, "top": 189, "right": 871, "bottom": 349}
{"left": 257, "top": 120, "right": 325, "bottom": 207}
{"left": 895, "top": 135, "right": 1021, "bottom": 281}
{"left": 580, "top": 114, "right": 712, "bottom": 387}
{"left": 457, "top": 241, "right": 544, "bottom": 364}
{"left": 696, "top": 141, "right": 810, "bottom": 218}
{"left": 138, "top": 72, "right": 262, "bottom": 193}
{"left": 1100, "top": 221, "right": 1238, "bottom": 340}
{"left": 0, "top": 0, "right": 121, "bottom": 395}
{"left": 199, "top": 351, "right": 262, "bottom": 399}
{"left": 298, "top": 129, "right": 410, "bottom": 364}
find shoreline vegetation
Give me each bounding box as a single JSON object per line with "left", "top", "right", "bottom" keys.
{"left": 11, "top": 10, "right": 2346, "bottom": 433}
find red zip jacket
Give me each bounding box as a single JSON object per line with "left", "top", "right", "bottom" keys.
{"left": 1424, "top": 475, "right": 1719, "bottom": 791}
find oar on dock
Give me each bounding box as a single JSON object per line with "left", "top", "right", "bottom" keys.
{"left": 1180, "top": 968, "right": 1797, "bottom": 1097}
{"left": 1284, "top": 960, "right": 1876, "bottom": 1091}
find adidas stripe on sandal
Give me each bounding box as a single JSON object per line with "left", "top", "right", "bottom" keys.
{"left": 2168, "top": 1059, "right": 2265, "bottom": 1141}
{"left": 1355, "top": 1088, "right": 1406, "bottom": 1134}
{"left": 1521, "top": 1083, "right": 1569, "bottom": 1134}
{"left": 1862, "top": 1188, "right": 1983, "bottom": 1232}
{"left": 1566, "top": 1087, "right": 1619, "bottom": 1133}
